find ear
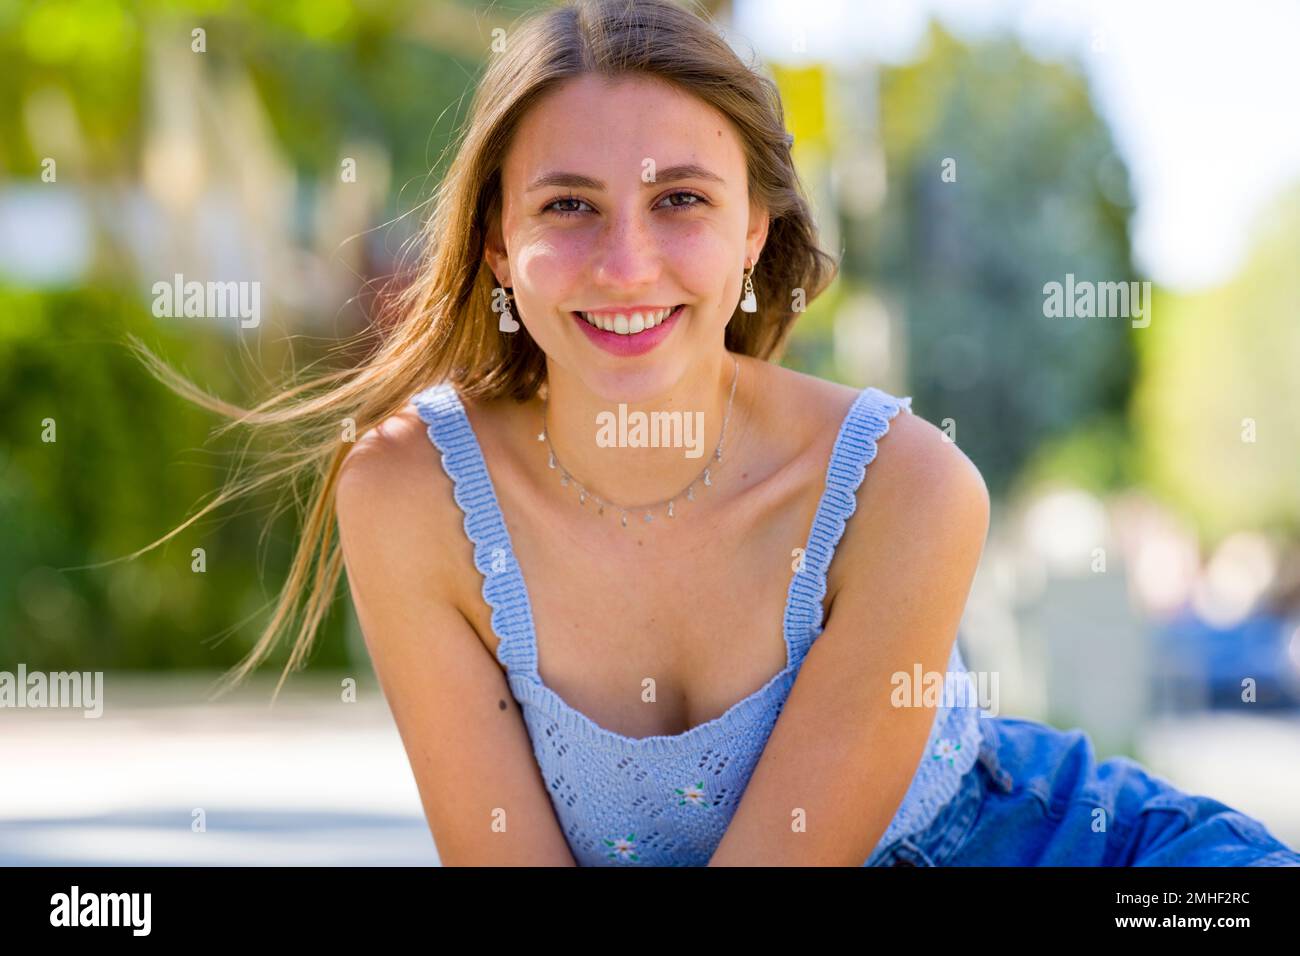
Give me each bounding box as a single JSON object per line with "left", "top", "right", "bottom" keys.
{"left": 746, "top": 199, "right": 770, "bottom": 267}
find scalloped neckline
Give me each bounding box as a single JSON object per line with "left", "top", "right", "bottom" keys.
{"left": 425, "top": 381, "right": 892, "bottom": 750}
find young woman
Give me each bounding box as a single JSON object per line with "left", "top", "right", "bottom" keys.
{"left": 139, "top": 0, "right": 1300, "bottom": 866}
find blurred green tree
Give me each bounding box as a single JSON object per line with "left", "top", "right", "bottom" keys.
{"left": 860, "top": 22, "right": 1140, "bottom": 499}
{"left": 0, "top": 0, "right": 522, "bottom": 671}
{"left": 0, "top": 285, "right": 357, "bottom": 671}
{"left": 1131, "top": 182, "right": 1300, "bottom": 543}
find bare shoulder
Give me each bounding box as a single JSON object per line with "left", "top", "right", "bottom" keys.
{"left": 762, "top": 362, "right": 987, "bottom": 507}
{"left": 337, "top": 401, "right": 446, "bottom": 521}
{"left": 338, "top": 402, "right": 438, "bottom": 491}
{"left": 737, "top": 358, "right": 987, "bottom": 514}
{"left": 820, "top": 381, "right": 990, "bottom": 605}
{"left": 335, "top": 400, "right": 475, "bottom": 604}
{"left": 864, "top": 395, "right": 986, "bottom": 505}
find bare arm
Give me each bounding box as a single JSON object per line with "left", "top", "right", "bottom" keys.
{"left": 708, "top": 409, "right": 990, "bottom": 865}
{"left": 335, "top": 410, "right": 577, "bottom": 866}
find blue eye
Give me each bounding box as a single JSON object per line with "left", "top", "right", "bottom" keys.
{"left": 543, "top": 190, "right": 707, "bottom": 218}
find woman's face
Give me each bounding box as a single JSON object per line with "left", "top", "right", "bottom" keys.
{"left": 488, "top": 73, "right": 768, "bottom": 401}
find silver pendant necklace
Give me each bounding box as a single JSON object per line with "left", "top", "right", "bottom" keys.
{"left": 537, "top": 356, "right": 740, "bottom": 527}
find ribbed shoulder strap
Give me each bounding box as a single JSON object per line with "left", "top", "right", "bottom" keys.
{"left": 410, "top": 381, "right": 540, "bottom": 679}
{"left": 783, "top": 386, "right": 914, "bottom": 666}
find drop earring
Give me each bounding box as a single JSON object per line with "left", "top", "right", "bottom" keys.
{"left": 493, "top": 283, "right": 520, "bottom": 333}
{"left": 739, "top": 259, "right": 758, "bottom": 313}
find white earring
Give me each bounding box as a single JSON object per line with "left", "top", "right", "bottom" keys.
{"left": 739, "top": 259, "right": 757, "bottom": 313}
{"left": 493, "top": 285, "right": 520, "bottom": 333}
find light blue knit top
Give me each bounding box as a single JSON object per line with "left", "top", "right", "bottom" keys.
{"left": 411, "top": 377, "right": 986, "bottom": 866}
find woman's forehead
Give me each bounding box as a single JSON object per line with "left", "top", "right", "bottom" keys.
{"left": 505, "top": 74, "right": 743, "bottom": 181}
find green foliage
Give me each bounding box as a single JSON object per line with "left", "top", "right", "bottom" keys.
{"left": 0, "top": 0, "right": 488, "bottom": 185}
{"left": 1130, "top": 184, "right": 1300, "bottom": 544}
{"left": 1012, "top": 414, "right": 1141, "bottom": 500}
{"left": 862, "top": 22, "right": 1139, "bottom": 498}
{"left": 0, "top": 284, "right": 351, "bottom": 671}
{"left": 0, "top": 0, "right": 502, "bottom": 671}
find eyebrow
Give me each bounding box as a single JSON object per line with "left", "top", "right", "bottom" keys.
{"left": 525, "top": 163, "right": 726, "bottom": 192}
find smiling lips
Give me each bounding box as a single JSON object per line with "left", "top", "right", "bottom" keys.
{"left": 571, "top": 304, "right": 685, "bottom": 356}
{"left": 577, "top": 305, "right": 680, "bottom": 335}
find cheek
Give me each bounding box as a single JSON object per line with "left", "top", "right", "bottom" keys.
{"left": 512, "top": 239, "right": 578, "bottom": 306}
{"left": 515, "top": 231, "right": 592, "bottom": 288}
{"left": 663, "top": 220, "right": 732, "bottom": 290}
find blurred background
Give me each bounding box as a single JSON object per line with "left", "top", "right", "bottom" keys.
{"left": 2, "top": 0, "right": 1298, "bottom": 865}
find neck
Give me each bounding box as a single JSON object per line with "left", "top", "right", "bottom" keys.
{"left": 539, "top": 352, "right": 747, "bottom": 518}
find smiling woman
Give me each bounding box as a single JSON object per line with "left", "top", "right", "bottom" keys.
{"left": 125, "top": 0, "right": 1300, "bottom": 868}
{"left": 488, "top": 68, "right": 773, "bottom": 397}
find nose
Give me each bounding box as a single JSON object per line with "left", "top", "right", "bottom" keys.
{"left": 590, "top": 204, "right": 662, "bottom": 289}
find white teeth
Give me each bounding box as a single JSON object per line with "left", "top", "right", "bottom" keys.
{"left": 581, "top": 306, "right": 678, "bottom": 335}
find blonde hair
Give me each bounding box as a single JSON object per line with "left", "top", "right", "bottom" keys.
{"left": 129, "top": 0, "right": 838, "bottom": 701}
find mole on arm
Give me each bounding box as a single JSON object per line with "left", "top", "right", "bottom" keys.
{"left": 498, "top": 699, "right": 508, "bottom": 711}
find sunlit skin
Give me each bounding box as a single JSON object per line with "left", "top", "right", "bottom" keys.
{"left": 483, "top": 72, "right": 769, "bottom": 509}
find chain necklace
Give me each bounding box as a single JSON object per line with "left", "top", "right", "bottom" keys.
{"left": 537, "top": 356, "right": 740, "bottom": 527}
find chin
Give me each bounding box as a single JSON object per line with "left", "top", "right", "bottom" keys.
{"left": 576, "top": 357, "right": 689, "bottom": 405}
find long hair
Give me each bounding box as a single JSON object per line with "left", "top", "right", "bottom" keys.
{"left": 128, "top": 0, "right": 839, "bottom": 701}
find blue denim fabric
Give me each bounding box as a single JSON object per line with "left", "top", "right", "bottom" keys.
{"left": 871, "top": 715, "right": 1300, "bottom": 866}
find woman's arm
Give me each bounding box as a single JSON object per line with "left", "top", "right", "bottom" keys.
{"left": 336, "top": 412, "right": 577, "bottom": 866}
{"left": 708, "top": 409, "right": 990, "bottom": 865}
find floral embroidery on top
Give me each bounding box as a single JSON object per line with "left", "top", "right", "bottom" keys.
{"left": 604, "top": 834, "right": 639, "bottom": 861}
{"left": 932, "top": 738, "right": 961, "bottom": 767}
{"left": 675, "top": 782, "right": 709, "bottom": 806}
